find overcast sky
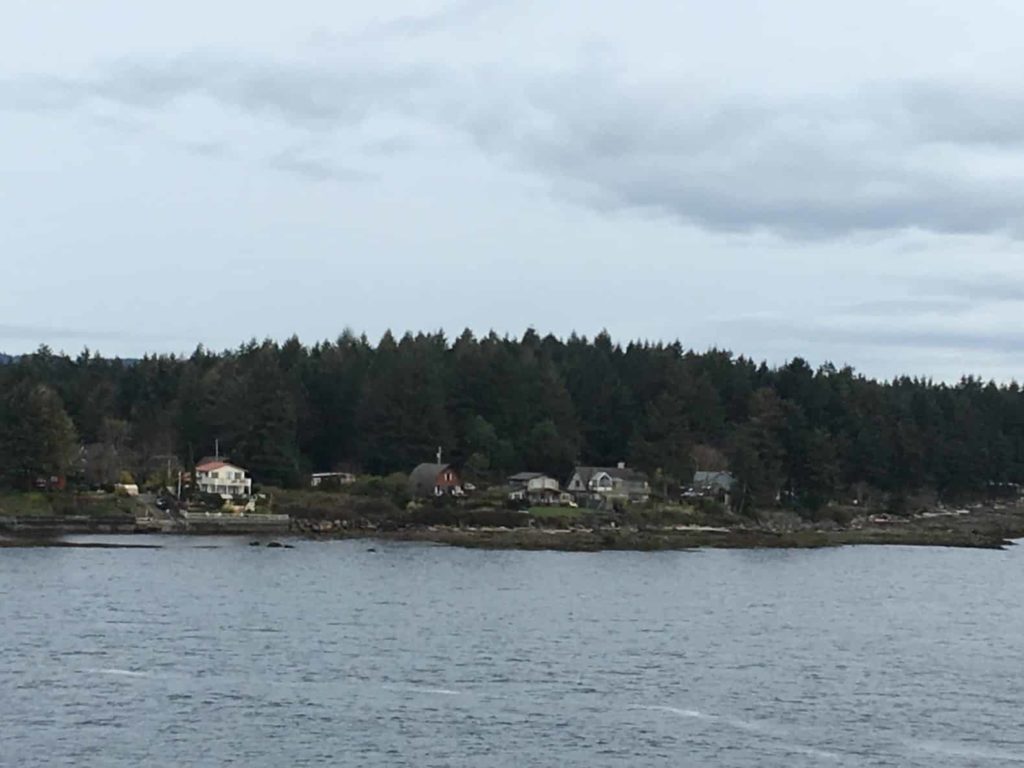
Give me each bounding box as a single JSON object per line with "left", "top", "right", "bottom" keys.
{"left": 4, "top": 0, "right": 1024, "bottom": 380}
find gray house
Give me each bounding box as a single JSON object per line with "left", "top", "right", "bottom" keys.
{"left": 692, "top": 471, "right": 737, "bottom": 502}
{"left": 567, "top": 463, "right": 650, "bottom": 503}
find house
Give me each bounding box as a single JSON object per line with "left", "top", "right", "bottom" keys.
{"left": 691, "top": 471, "right": 737, "bottom": 503}
{"left": 507, "top": 472, "right": 564, "bottom": 505}
{"left": 114, "top": 483, "right": 140, "bottom": 497}
{"left": 567, "top": 463, "right": 650, "bottom": 504}
{"left": 195, "top": 457, "right": 253, "bottom": 499}
{"left": 33, "top": 475, "right": 66, "bottom": 491}
{"left": 310, "top": 471, "right": 357, "bottom": 488}
{"left": 409, "top": 463, "right": 463, "bottom": 498}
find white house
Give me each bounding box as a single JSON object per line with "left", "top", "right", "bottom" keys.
{"left": 195, "top": 457, "right": 252, "bottom": 499}
{"left": 310, "top": 471, "right": 357, "bottom": 488}
{"left": 507, "top": 472, "right": 564, "bottom": 504}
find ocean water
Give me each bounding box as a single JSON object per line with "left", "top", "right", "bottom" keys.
{"left": 2, "top": 537, "right": 1023, "bottom": 767}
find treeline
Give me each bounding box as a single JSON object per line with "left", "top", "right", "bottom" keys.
{"left": 1, "top": 329, "right": 1022, "bottom": 510}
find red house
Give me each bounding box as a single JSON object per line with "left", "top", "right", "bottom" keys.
{"left": 408, "top": 463, "right": 463, "bottom": 498}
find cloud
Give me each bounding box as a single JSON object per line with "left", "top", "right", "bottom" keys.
{"left": 0, "top": 323, "right": 170, "bottom": 343}
{"left": 365, "top": 0, "right": 502, "bottom": 37}
{"left": 7, "top": 54, "right": 1024, "bottom": 239}
{"left": 364, "top": 135, "right": 418, "bottom": 155}
{"left": 179, "top": 139, "right": 230, "bottom": 158}
{"left": 267, "top": 148, "right": 372, "bottom": 183}
{"left": 91, "top": 57, "right": 436, "bottom": 125}
{"left": 810, "top": 325, "right": 1024, "bottom": 355}
{"left": 839, "top": 297, "right": 975, "bottom": 317}
{"left": 720, "top": 314, "right": 1024, "bottom": 357}
{"left": 464, "top": 73, "right": 1024, "bottom": 239}
{"left": 0, "top": 56, "right": 435, "bottom": 125}
{"left": 911, "top": 275, "right": 1024, "bottom": 302}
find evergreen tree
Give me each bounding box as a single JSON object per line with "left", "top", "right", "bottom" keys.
{"left": 0, "top": 382, "right": 79, "bottom": 487}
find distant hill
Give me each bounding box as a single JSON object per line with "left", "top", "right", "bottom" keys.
{"left": 0, "top": 353, "right": 15, "bottom": 365}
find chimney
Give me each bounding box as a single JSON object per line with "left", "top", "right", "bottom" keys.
{"left": 617, "top": 461, "right": 626, "bottom": 469}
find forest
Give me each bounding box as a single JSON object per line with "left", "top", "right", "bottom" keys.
{"left": 0, "top": 329, "right": 1021, "bottom": 512}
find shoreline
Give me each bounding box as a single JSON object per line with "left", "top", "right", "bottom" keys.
{"left": 295, "top": 524, "right": 1019, "bottom": 552}
{"left": 4, "top": 509, "right": 1023, "bottom": 551}
{"left": 4, "top": 493, "right": 1024, "bottom": 552}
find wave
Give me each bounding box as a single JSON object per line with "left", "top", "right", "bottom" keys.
{"left": 910, "top": 739, "right": 1024, "bottom": 763}
{"left": 384, "top": 685, "right": 461, "bottom": 696}
{"left": 633, "top": 704, "right": 840, "bottom": 761}
{"left": 85, "top": 668, "right": 151, "bottom": 678}
{"left": 630, "top": 705, "right": 708, "bottom": 719}
{"left": 784, "top": 743, "right": 841, "bottom": 761}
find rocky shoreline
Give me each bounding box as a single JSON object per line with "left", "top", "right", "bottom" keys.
{"left": 3, "top": 504, "right": 1024, "bottom": 551}
{"left": 289, "top": 505, "right": 1024, "bottom": 551}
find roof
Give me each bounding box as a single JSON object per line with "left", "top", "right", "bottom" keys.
{"left": 694, "top": 471, "right": 736, "bottom": 489}
{"left": 196, "top": 459, "right": 245, "bottom": 473}
{"left": 572, "top": 466, "right": 649, "bottom": 485}
{"left": 408, "top": 463, "right": 456, "bottom": 495}
{"left": 508, "top": 471, "right": 546, "bottom": 482}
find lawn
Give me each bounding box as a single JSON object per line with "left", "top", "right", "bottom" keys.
{"left": 528, "top": 506, "right": 583, "bottom": 521}
{"left": 0, "top": 491, "right": 138, "bottom": 518}
{"left": 0, "top": 492, "right": 54, "bottom": 517}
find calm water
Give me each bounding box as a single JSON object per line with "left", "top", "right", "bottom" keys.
{"left": 2, "top": 537, "right": 1023, "bottom": 767}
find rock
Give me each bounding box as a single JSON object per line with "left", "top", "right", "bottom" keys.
{"left": 266, "top": 541, "right": 283, "bottom": 548}
{"left": 249, "top": 541, "right": 261, "bottom": 546}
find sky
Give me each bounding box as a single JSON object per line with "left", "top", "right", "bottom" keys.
{"left": 3, "top": 0, "right": 1024, "bottom": 381}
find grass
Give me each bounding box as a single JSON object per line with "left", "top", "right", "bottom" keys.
{"left": 0, "top": 491, "right": 138, "bottom": 518}
{"left": 528, "top": 506, "right": 583, "bottom": 521}
{"left": 0, "top": 491, "right": 54, "bottom": 517}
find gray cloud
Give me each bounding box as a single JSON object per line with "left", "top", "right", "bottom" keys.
{"left": 0, "top": 57, "right": 434, "bottom": 125}
{"left": 365, "top": 0, "right": 502, "bottom": 37}
{"left": 7, "top": 55, "right": 1024, "bottom": 238}
{"left": 0, "top": 74, "right": 85, "bottom": 111}
{"left": 898, "top": 82, "right": 1024, "bottom": 147}
{"left": 724, "top": 316, "right": 1024, "bottom": 356}
{"left": 267, "top": 148, "right": 372, "bottom": 183}
{"left": 95, "top": 57, "right": 435, "bottom": 125}
{"left": 911, "top": 275, "right": 1024, "bottom": 302}
{"left": 364, "top": 135, "right": 418, "bottom": 155}
{"left": 469, "top": 74, "right": 1024, "bottom": 238}
{"left": 812, "top": 325, "right": 1024, "bottom": 356}
{"left": 179, "top": 139, "right": 230, "bottom": 158}
{"left": 0, "top": 324, "right": 169, "bottom": 343}
{"left": 840, "top": 297, "right": 975, "bottom": 317}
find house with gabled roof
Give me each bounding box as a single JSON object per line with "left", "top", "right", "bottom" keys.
{"left": 195, "top": 456, "right": 252, "bottom": 499}
{"left": 691, "top": 470, "right": 736, "bottom": 504}
{"left": 567, "top": 463, "right": 650, "bottom": 504}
